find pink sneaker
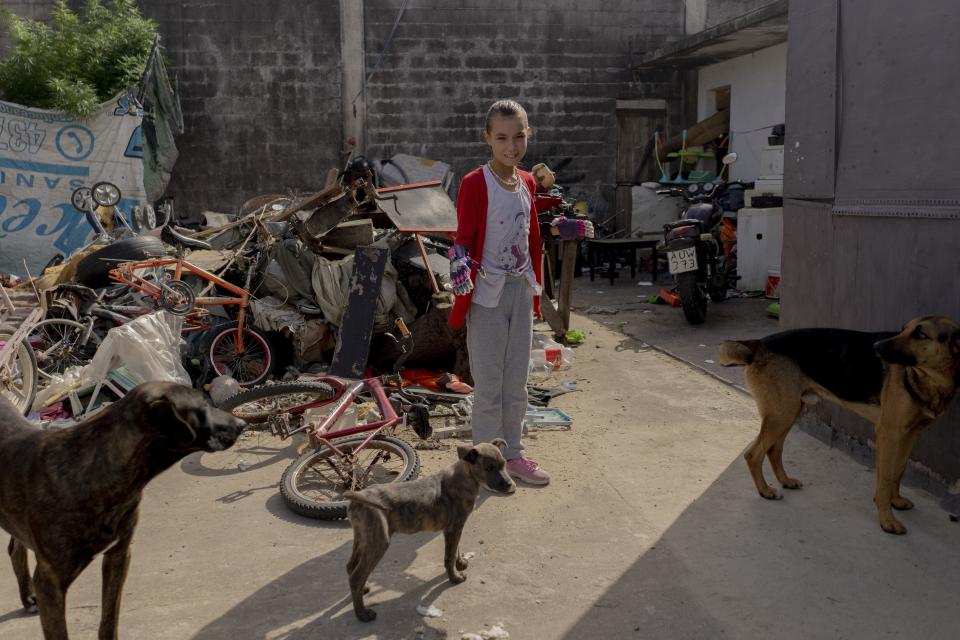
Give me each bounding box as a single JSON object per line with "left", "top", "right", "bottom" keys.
{"left": 506, "top": 457, "right": 550, "bottom": 485}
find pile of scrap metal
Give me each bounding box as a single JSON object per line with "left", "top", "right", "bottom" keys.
{"left": 195, "top": 156, "right": 470, "bottom": 385}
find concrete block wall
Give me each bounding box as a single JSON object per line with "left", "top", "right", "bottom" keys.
{"left": 362, "top": 0, "right": 681, "bottom": 220}
{"left": 137, "top": 0, "right": 343, "bottom": 218}
{"left": 3, "top": 1, "right": 685, "bottom": 220}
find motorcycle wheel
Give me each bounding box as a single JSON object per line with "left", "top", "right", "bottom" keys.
{"left": 677, "top": 272, "right": 707, "bottom": 325}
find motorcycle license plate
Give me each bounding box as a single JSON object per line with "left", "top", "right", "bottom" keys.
{"left": 668, "top": 247, "right": 698, "bottom": 274}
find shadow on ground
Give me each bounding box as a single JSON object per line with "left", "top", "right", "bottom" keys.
{"left": 559, "top": 445, "right": 960, "bottom": 640}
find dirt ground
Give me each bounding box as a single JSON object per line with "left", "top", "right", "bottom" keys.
{"left": 2, "top": 277, "right": 960, "bottom": 639}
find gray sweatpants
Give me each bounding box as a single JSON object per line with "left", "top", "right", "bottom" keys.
{"left": 465, "top": 276, "right": 533, "bottom": 460}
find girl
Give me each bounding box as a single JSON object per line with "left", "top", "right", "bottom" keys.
{"left": 446, "top": 99, "right": 549, "bottom": 485}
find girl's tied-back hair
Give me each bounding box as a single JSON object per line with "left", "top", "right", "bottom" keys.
{"left": 485, "top": 99, "right": 528, "bottom": 132}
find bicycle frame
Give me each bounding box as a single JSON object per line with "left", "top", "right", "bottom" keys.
{"left": 109, "top": 257, "right": 249, "bottom": 347}
{"left": 264, "top": 376, "right": 407, "bottom": 486}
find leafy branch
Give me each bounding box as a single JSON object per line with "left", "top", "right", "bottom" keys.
{"left": 0, "top": 0, "right": 157, "bottom": 119}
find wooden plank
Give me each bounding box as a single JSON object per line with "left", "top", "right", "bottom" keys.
{"left": 538, "top": 296, "right": 565, "bottom": 340}
{"left": 558, "top": 240, "right": 578, "bottom": 332}
{"left": 329, "top": 246, "right": 389, "bottom": 378}
{"left": 659, "top": 109, "right": 729, "bottom": 154}
{"left": 274, "top": 182, "right": 344, "bottom": 222}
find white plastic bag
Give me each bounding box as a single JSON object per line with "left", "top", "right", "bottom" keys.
{"left": 32, "top": 311, "right": 190, "bottom": 411}
{"left": 529, "top": 333, "right": 574, "bottom": 374}
{"left": 83, "top": 311, "right": 191, "bottom": 385}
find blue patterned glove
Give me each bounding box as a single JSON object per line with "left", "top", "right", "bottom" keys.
{"left": 447, "top": 245, "right": 483, "bottom": 296}
{"left": 550, "top": 216, "right": 595, "bottom": 240}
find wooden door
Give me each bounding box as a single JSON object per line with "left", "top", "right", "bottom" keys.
{"left": 616, "top": 105, "right": 665, "bottom": 235}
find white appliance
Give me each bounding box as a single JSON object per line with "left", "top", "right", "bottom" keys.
{"left": 737, "top": 207, "right": 783, "bottom": 291}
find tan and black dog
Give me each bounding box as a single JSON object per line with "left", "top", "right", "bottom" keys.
{"left": 0, "top": 381, "right": 245, "bottom": 639}
{"left": 345, "top": 438, "right": 515, "bottom": 621}
{"left": 721, "top": 316, "right": 960, "bottom": 535}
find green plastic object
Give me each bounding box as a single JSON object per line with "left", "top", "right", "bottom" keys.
{"left": 766, "top": 302, "right": 780, "bottom": 318}
{"left": 565, "top": 329, "right": 586, "bottom": 345}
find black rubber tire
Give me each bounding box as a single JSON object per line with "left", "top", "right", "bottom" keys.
{"left": 75, "top": 236, "right": 166, "bottom": 288}
{"left": 0, "top": 333, "right": 37, "bottom": 416}
{"left": 280, "top": 434, "right": 420, "bottom": 520}
{"left": 28, "top": 318, "right": 101, "bottom": 380}
{"left": 677, "top": 272, "right": 707, "bottom": 325}
{"left": 218, "top": 380, "right": 336, "bottom": 423}
{"left": 206, "top": 321, "right": 275, "bottom": 387}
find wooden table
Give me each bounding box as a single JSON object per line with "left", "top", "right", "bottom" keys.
{"left": 586, "top": 237, "right": 660, "bottom": 285}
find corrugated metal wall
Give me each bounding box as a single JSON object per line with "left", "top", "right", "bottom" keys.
{"left": 782, "top": 0, "right": 960, "bottom": 493}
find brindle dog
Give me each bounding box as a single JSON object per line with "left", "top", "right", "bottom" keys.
{"left": 345, "top": 438, "right": 515, "bottom": 621}
{"left": 721, "top": 316, "right": 960, "bottom": 534}
{"left": 0, "top": 382, "right": 245, "bottom": 639}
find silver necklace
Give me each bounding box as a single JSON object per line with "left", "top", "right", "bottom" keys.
{"left": 488, "top": 161, "right": 519, "bottom": 189}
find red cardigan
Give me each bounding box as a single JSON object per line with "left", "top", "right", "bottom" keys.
{"left": 448, "top": 167, "right": 542, "bottom": 329}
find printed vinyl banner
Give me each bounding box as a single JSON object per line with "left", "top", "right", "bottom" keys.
{"left": 0, "top": 96, "right": 146, "bottom": 277}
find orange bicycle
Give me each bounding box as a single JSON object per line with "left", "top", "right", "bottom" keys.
{"left": 107, "top": 224, "right": 274, "bottom": 386}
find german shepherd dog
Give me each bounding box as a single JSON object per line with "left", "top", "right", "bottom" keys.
{"left": 720, "top": 316, "right": 960, "bottom": 534}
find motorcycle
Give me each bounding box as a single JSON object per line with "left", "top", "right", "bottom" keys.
{"left": 659, "top": 153, "right": 744, "bottom": 325}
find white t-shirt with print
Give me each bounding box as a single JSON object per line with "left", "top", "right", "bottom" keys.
{"left": 471, "top": 165, "right": 541, "bottom": 308}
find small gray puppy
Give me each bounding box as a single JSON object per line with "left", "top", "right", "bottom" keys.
{"left": 345, "top": 438, "right": 515, "bottom": 621}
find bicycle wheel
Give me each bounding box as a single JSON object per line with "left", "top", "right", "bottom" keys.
{"left": 0, "top": 333, "right": 37, "bottom": 416}
{"left": 207, "top": 322, "right": 275, "bottom": 387}
{"left": 28, "top": 319, "right": 101, "bottom": 380}
{"left": 218, "top": 380, "right": 336, "bottom": 423}
{"left": 159, "top": 280, "right": 196, "bottom": 315}
{"left": 280, "top": 434, "right": 420, "bottom": 520}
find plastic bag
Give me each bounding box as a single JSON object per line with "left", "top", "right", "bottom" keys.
{"left": 529, "top": 333, "right": 574, "bottom": 374}
{"left": 32, "top": 311, "right": 189, "bottom": 411}
{"left": 83, "top": 311, "right": 190, "bottom": 385}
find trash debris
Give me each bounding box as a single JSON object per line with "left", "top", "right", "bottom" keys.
{"left": 524, "top": 406, "right": 573, "bottom": 430}
{"left": 704, "top": 359, "right": 715, "bottom": 364}
{"left": 208, "top": 375, "right": 241, "bottom": 406}
{"left": 564, "top": 329, "right": 586, "bottom": 345}
{"left": 583, "top": 305, "right": 619, "bottom": 315}
{"left": 463, "top": 551, "right": 476, "bottom": 560}
{"left": 415, "top": 604, "right": 443, "bottom": 618}
{"left": 766, "top": 302, "right": 781, "bottom": 318}
{"left": 636, "top": 280, "right": 653, "bottom": 286}
{"left": 481, "top": 623, "right": 510, "bottom": 639}
{"left": 562, "top": 381, "right": 577, "bottom": 390}
{"left": 656, "top": 289, "right": 682, "bottom": 307}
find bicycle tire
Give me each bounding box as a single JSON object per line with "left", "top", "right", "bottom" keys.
{"left": 0, "top": 333, "right": 37, "bottom": 416}
{"left": 75, "top": 237, "right": 166, "bottom": 289}
{"left": 280, "top": 434, "right": 420, "bottom": 520}
{"left": 28, "top": 318, "right": 101, "bottom": 380}
{"left": 218, "top": 380, "right": 336, "bottom": 423}
{"left": 206, "top": 322, "right": 275, "bottom": 387}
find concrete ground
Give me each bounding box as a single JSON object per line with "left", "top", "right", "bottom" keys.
{"left": 2, "top": 271, "right": 960, "bottom": 639}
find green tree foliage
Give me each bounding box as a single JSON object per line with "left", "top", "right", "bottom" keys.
{"left": 0, "top": 0, "right": 157, "bottom": 119}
